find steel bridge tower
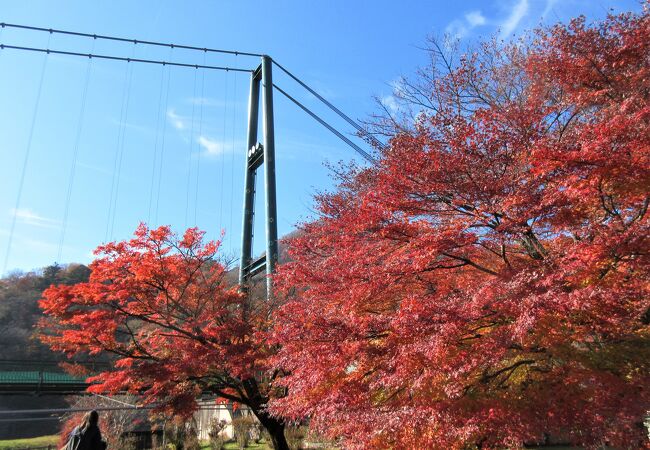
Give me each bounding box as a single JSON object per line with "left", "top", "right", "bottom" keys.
{"left": 239, "top": 56, "right": 278, "bottom": 299}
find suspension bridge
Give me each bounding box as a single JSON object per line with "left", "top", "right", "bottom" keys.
{"left": 0, "top": 22, "right": 381, "bottom": 292}
{"left": 0, "top": 22, "right": 381, "bottom": 399}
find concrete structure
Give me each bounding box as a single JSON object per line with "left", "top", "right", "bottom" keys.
{"left": 194, "top": 398, "right": 237, "bottom": 440}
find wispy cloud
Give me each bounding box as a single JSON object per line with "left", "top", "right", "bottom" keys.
{"left": 9, "top": 208, "right": 61, "bottom": 229}
{"left": 188, "top": 97, "right": 226, "bottom": 107}
{"left": 446, "top": 21, "right": 467, "bottom": 40}
{"left": 198, "top": 136, "right": 226, "bottom": 156}
{"left": 381, "top": 95, "right": 399, "bottom": 114}
{"left": 0, "top": 228, "right": 72, "bottom": 255}
{"left": 446, "top": 10, "right": 487, "bottom": 39}
{"left": 501, "top": 0, "right": 529, "bottom": 37}
{"left": 167, "top": 108, "right": 187, "bottom": 130}
{"left": 541, "top": 0, "right": 559, "bottom": 19}
{"left": 466, "top": 10, "right": 487, "bottom": 27}
{"left": 109, "top": 118, "right": 152, "bottom": 134}
{"left": 189, "top": 97, "right": 215, "bottom": 106}
{"left": 197, "top": 135, "right": 244, "bottom": 157}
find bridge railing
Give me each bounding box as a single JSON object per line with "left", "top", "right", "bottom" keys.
{"left": 0, "top": 359, "right": 112, "bottom": 394}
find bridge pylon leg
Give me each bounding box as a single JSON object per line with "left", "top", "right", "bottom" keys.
{"left": 239, "top": 56, "right": 278, "bottom": 301}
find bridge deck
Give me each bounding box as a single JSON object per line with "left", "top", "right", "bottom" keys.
{"left": 0, "top": 370, "right": 91, "bottom": 394}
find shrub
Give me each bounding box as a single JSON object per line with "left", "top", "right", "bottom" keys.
{"left": 232, "top": 415, "right": 257, "bottom": 449}
{"left": 183, "top": 421, "right": 201, "bottom": 450}
{"left": 208, "top": 419, "right": 227, "bottom": 450}
{"left": 151, "top": 430, "right": 164, "bottom": 450}
{"left": 285, "top": 425, "right": 307, "bottom": 450}
{"left": 164, "top": 424, "right": 182, "bottom": 450}
{"left": 114, "top": 435, "right": 137, "bottom": 450}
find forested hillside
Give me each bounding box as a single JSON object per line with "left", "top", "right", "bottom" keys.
{"left": 0, "top": 263, "right": 90, "bottom": 439}
{"left": 1, "top": 263, "right": 90, "bottom": 360}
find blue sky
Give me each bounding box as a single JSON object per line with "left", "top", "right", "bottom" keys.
{"left": 0, "top": 0, "right": 641, "bottom": 275}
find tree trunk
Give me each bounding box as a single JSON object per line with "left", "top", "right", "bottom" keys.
{"left": 256, "top": 411, "right": 289, "bottom": 450}
{"left": 239, "top": 377, "right": 289, "bottom": 450}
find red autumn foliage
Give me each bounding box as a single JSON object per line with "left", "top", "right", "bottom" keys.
{"left": 39, "top": 225, "right": 290, "bottom": 450}
{"left": 271, "top": 9, "right": 650, "bottom": 450}
{"left": 58, "top": 413, "right": 83, "bottom": 448}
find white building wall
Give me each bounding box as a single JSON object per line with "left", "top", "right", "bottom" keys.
{"left": 194, "top": 399, "right": 235, "bottom": 440}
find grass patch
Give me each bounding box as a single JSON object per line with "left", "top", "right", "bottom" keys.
{"left": 0, "top": 435, "right": 59, "bottom": 450}
{"left": 223, "top": 442, "right": 270, "bottom": 449}
{"left": 200, "top": 440, "right": 271, "bottom": 450}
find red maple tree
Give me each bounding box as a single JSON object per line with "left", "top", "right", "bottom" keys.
{"left": 271, "top": 10, "right": 650, "bottom": 449}
{"left": 39, "top": 225, "right": 290, "bottom": 449}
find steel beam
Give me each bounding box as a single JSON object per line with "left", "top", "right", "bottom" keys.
{"left": 261, "top": 55, "right": 278, "bottom": 297}
{"left": 239, "top": 65, "right": 261, "bottom": 286}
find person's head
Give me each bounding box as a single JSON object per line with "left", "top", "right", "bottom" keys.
{"left": 80, "top": 410, "right": 99, "bottom": 430}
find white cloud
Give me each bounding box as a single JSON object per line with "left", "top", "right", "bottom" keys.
{"left": 198, "top": 136, "right": 225, "bottom": 156}
{"left": 466, "top": 10, "right": 487, "bottom": 27}
{"left": 197, "top": 136, "right": 245, "bottom": 157}
{"left": 446, "top": 9, "right": 487, "bottom": 39}
{"left": 109, "top": 118, "right": 152, "bottom": 134}
{"left": 9, "top": 208, "right": 61, "bottom": 229}
{"left": 381, "top": 95, "right": 399, "bottom": 114}
{"left": 188, "top": 97, "right": 223, "bottom": 107}
{"left": 446, "top": 20, "right": 468, "bottom": 40}
{"left": 501, "top": 0, "right": 529, "bottom": 37}
{"left": 167, "top": 108, "right": 186, "bottom": 130}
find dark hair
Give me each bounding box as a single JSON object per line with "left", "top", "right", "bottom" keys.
{"left": 80, "top": 410, "right": 99, "bottom": 431}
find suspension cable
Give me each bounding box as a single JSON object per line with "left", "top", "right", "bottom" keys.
{"left": 0, "top": 44, "right": 252, "bottom": 72}
{"left": 109, "top": 58, "right": 135, "bottom": 240}
{"left": 229, "top": 70, "right": 238, "bottom": 249}
{"left": 57, "top": 39, "right": 95, "bottom": 262}
{"left": 2, "top": 35, "right": 51, "bottom": 274}
{"left": 154, "top": 50, "right": 173, "bottom": 225}
{"left": 1, "top": 30, "right": 382, "bottom": 166}
{"left": 1, "top": 23, "right": 384, "bottom": 161}
{"left": 185, "top": 68, "right": 199, "bottom": 228}
{"left": 1, "top": 22, "right": 264, "bottom": 58}
{"left": 93, "top": 393, "right": 137, "bottom": 407}
{"left": 0, "top": 24, "right": 385, "bottom": 257}
{"left": 105, "top": 47, "right": 134, "bottom": 242}
{"left": 272, "top": 59, "right": 385, "bottom": 151}
{"left": 219, "top": 71, "right": 229, "bottom": 224}
{"left": 194, "top": 52, "right": 207, "bottom": 227}
{"left": 147, "top": 62, "right": 167, "bottom": 224}
{"left": 273, "top": 83, "right": 377, "bottom": 164}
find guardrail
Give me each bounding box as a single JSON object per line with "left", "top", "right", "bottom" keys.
{"left": 0, "top": 359, "right": 111, "bottom": 394}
